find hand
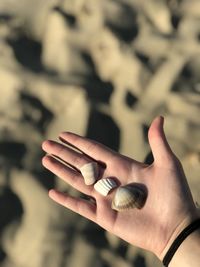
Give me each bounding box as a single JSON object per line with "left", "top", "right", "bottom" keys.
{"left": 42, "top": 116, "right": 198, "bottom": 259}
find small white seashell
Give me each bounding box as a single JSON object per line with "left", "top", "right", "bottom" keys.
{"left": 112, "top": 184, "right": 146, "bottom": 211}
{"left": 94, "top": 178, "right": 118, "bottom": 196}
{"left": 80, "top": 162, "right": 99, "bottom": 185}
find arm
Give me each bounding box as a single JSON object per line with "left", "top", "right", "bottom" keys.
{"left": 42, "top": 116, "right": 200, "bottom": 266}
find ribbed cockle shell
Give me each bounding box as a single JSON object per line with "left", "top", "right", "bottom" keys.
{"left": 80, "top": 162, "right": 99, "bottom": 185}
{"left": 112, "top": 184, "right": 146, "bottom": 211}
{"left": 94, "top": 178, "right": 118, "bottom": 196}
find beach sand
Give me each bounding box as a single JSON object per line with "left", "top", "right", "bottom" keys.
{"left": 0, "top": 1, "right": 200, "bottom": 266}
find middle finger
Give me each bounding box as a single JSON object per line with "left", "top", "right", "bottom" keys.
{"left": 42, "top": 140, "right": 91, "bottom": 170}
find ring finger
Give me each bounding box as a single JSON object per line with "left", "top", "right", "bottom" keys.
{"left": 42, "top": 155, "right": 95, "bottom": 196}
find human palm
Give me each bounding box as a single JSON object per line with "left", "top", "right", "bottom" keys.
{"left": 42, "top": 117, "right": 197, "bottom": 259}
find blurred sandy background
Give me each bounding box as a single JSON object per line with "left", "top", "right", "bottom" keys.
{"left": 0, "top": 0, "right": 200, "bottom": 266}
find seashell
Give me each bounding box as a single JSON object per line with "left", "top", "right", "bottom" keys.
{"left": 80, "top": 162, "right": 99, "bottom": 185}
{"left": 94, "top": 178, "right": 118, "bottom": 196}
{"left": 112, "top": 185, "right": 146, "bottom": 211}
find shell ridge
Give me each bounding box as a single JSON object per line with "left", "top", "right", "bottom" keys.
{"left": 112, "top": 185, "right": 146, "bottom": 211}
{"left": 80, "top": 162, "right": 99, "bottom": 185}
{"left": 94, "top": 178, "right": 118, "bottom": 196}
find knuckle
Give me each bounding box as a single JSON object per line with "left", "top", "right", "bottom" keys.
{"left": 85, "top": 141, "right": 98, "bottom": 153}
{"left": 57, "top": 145, "right": 66, "bottom": 157}
{"left": 72, "top": 155, "right": 86, "bottom": 168}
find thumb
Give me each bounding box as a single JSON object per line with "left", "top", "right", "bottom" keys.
{"left": 148, "top": 116, "right": 174, "bottom": 165}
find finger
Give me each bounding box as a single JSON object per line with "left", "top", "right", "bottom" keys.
{"left": 49, "top": 189, "right": 96, "bottom": 222}
{"left": 42, "top": 140, "right": 90, "bottom": 170}
{"left": 59, "top": 132, "right": 118, "bottom": 164}
{"left": 148, "top": 116, "right": 175, "bottom": 165}
{"left": 42, "top": 155, "right": 94, "bottom": 196}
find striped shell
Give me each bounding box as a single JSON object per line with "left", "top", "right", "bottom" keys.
{"left": 94, "top": 178, "right": 118, "bottom": 196}
{"left": 80, "top": 162, "right": 99, "bottom": 185}
{"left": 111, "top": 185, "right": 146, "bottom": 211}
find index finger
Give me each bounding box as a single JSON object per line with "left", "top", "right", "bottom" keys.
{"left": 59, "top": 132, "right": 118, "bottom": 164}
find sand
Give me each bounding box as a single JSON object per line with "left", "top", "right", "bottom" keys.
{"left": 0, "top": 0, "right": 200, "bottom": 267}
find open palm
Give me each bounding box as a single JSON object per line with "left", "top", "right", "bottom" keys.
{"left": 42, "top": 117, "right": 197, "bottom": 259}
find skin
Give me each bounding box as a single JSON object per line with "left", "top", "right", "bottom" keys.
{"left": 42, "top": 116, "right": 199, "bottom": 261}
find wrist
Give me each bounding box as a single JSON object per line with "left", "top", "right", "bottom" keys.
{"left": 168, "top": 225, "right": 200, "bottom": 267}
{"left": 159, "top": 214, "right": 197, "bottom": 260}
{"left": 159, "top": 212, "right": 200, "bottom": 266}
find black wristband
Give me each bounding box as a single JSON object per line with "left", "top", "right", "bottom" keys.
{"left": 163, "top": 218, "right": 200, "bottom": 267}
